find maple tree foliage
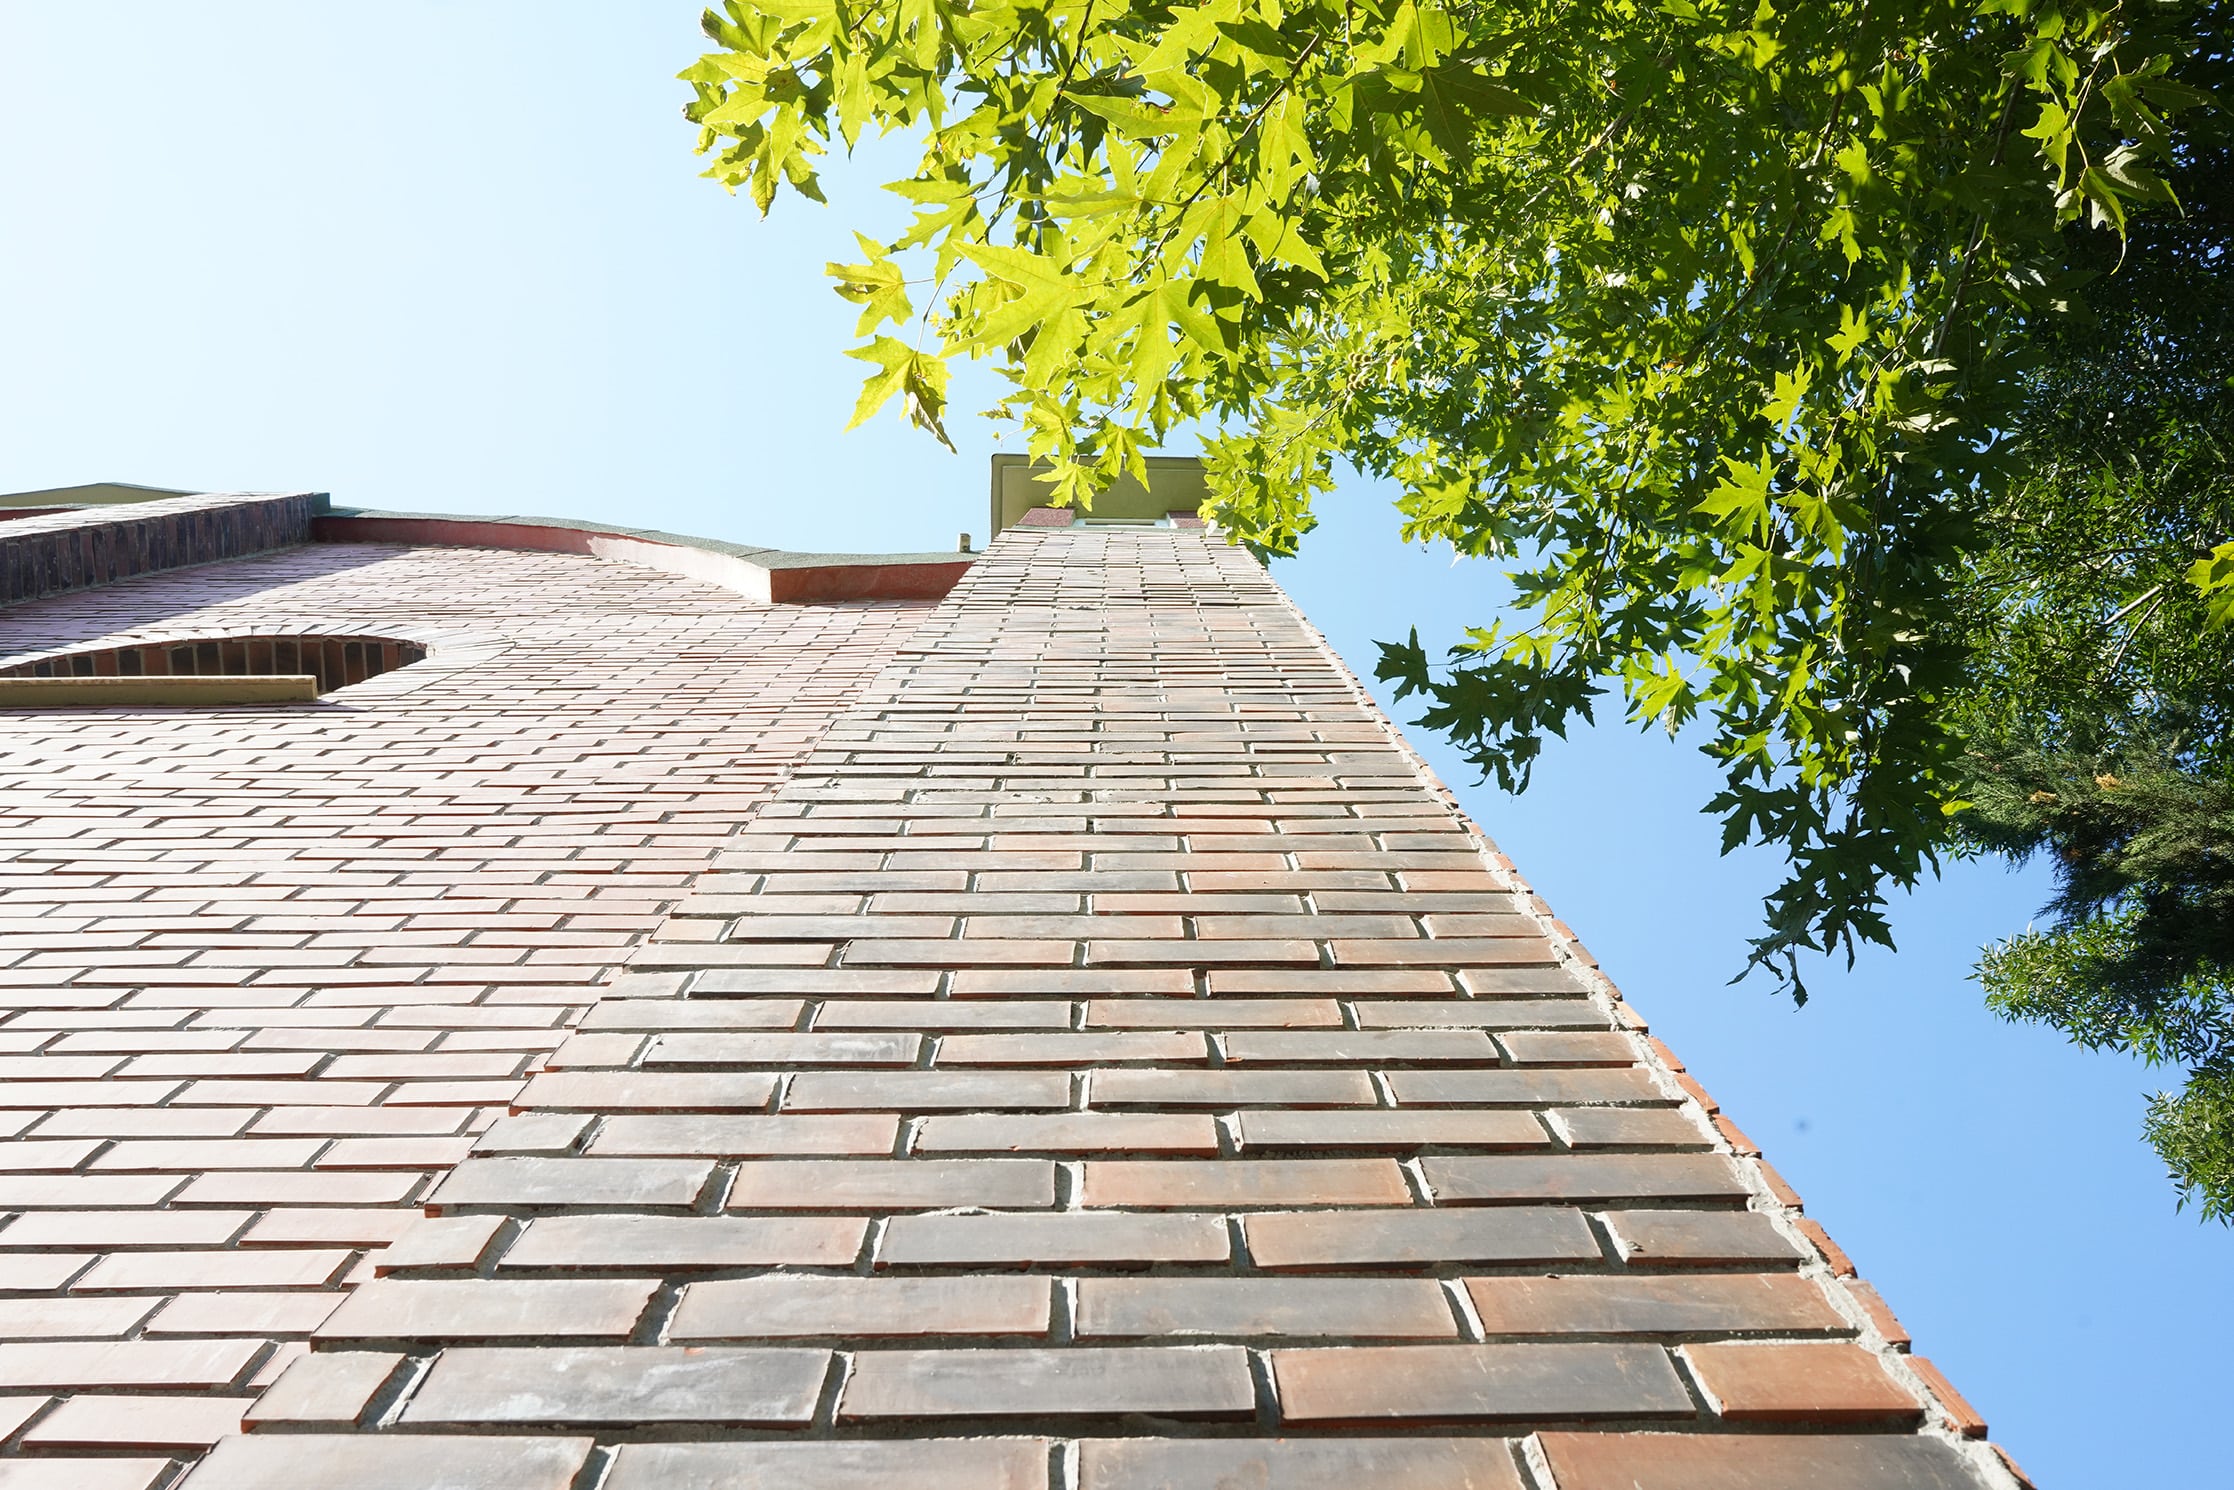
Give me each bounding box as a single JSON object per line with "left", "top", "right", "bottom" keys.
{"left": 681, "top": 0, "right": 2228, "bottom": 1130}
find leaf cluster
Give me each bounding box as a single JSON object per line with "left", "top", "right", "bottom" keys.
{"left": 1952, "top": 136, "right": 2234, "bottom": 771}
{"left": 683, "top": 0, "right": 2216, "bottom": 1002}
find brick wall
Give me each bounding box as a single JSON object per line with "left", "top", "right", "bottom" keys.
{"left": 0, "top": 493, "right": 318, "bottom": 607}
{"left": 66, "top": 526, "right": 2025, "bottom": 1490}
{"left": 0, "top": 540, "right": 928, "bottom": 1484}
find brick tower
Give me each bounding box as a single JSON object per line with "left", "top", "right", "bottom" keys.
{"left": 0, "top": 486, "right": 2024, "bottom": 1488}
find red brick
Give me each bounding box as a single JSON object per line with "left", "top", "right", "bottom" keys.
{"left": 31, "top": 1109, "right": 252, "bottom": 1139}
{"left": 1797, "top": 1216, "right": 1859, "bottom": 1275}
{"left": 256, "top": 1105, "right": 468, "bottom": 1136}
{"left": 1212, "top": 969, "right": 1450, "bottom": 996}
{"left": 671, "top": 1275, "right": 1050, "bottom": 1339}
{"left": 399, "top": 1345, "right": 829, "bottom": 1427}
{"left": 1079, "top": 1158, "right": 1409, "bottom": 1208}
{"left": 1496, "top": 1030, "right": 1636, "bottom": 1065}
{"left": 934, "top": 1031, "right": 1207, "bottom": 1064}
{"left": 75, "top": 1249, "right": 354, "bottom": 1292}
{"left": 0, "top": 1459, "right": 177, "bottom": 1490}
{"left": 915, "top": 1113, "right": 1219, "bottom": 1155}
{"left": 841, "top": 1345, "right": 1255, "bottom": 1419}
{"left": 513, "top": 1071, "right": 778, "bottom": 1112}
{"left": 1420, "top": 1154, "right": 1749, "bottom": 1204}
{"left": 19, "top": 1392, "right": 252, "bottom": 1449}
{"left": 1087, "top": 1069, "right": 1375, "bottom": 1108}
{"left": 1602, "top": 1209, "right": 1806, "bottom": 1267}
{"left": 817, "top": 999, "right": 1072, "bottom": 1029}
{"left": 1080, "top": 1437, "right": 1521, "bottom": 1489}
{"left": 1387, "top": 1068, "right": 1664, "bottom": 1106}
{"left": 1547, "top": 1107, "right": 1713, "bottom": 1149}
{"left": 498, "top": 1214, "right": 865, "bottom": 1270}
{"left": 0, "top": 1174, "right": 184, "bottom": 1208}
{"left": 955, "top": 969, "right": 1189, "bottom": 997}
{"left": 1686, "top": 1341, "right": 1922, "bottom": 1424}
{"left": 1084, "top": 938, "right": 1319, "bottom": 967}
{"left": 604, "top": 1440, "right": 1050, "bottom": 1490}
{"left": 644, "top": 1031, "right": 920, "bottom": 1065}
{"left": 726, "top": 1158, "right": 1056, "bottom": 1210}
{"left": 1222, "top": 1029, "right": 1497, "bottom": 1063}
{"left": 243, "top": 1350, "right": 405, "bottom": 1429}
{"left": 240, "top": 1208, "right": 417, "bottom": 1247}
{"left": 0, "top": 1138, "right": 105, "bottom": 1171}
{"left": 1243, "top": 1208, "right": 1600, "bottom": 1268}
{"left": 1087, "top": 997, "right": 1341, "bottom": 1028}
{"left": 1074, "top": 1277, "right": 1458, "bottom": 1339}
{"left": 1271, "top": 1342, "right": 1691, "bottom": 1422}
{"left": 173, "top": 1170, "right": 425, "bottom": 1207}
{"left": 1233, "top": 1109, "right": 1550, "bottom": 1152}
{"left": 1454, "top": 966, "right": 1591, "bottom": 995}
{"left": 180, "top": 1433, "right": 593, "bottom": 1490}
{"left": 783, "top": 1070, "right": 1070, "bottom": 1111}
{"left": 542, "top": 1032, "right": 646, "bottom": 1068}
{"left": 0, "top": 1254, "right": 95, "bottom": 1291}
{"left": 176, "top": 1080, "right": 388, "bottom": 1106}
{"left": 317, "top": 1135, "right": 476, "bottom": 1169}
{"left": 146, "top": 1292, "right": 343, "bottom": 1336}
{"left": 0, "top": 1339, "right": 263, "bottom": 1390}
{"left": 719, "top": 914, "right": 955, "bottom": 940}
{"left": 426, "top": 1156, "right": 716, "bottom": 1211}
{"left": 1466, "top": 1274, "right": 1848, "bottom": 1336}
{"left": 1712, "top": 1111, "right": 1763, "bottom": 1155}
{"left": 845, "top": 938, "right": 1074, "bottom": 967}
{"left": 581, "top": 999, "right": 803, "bottom": 1031}
{"left": 1357, "top": 999, "right": 1603, "bottom": 1029}
{"left": 1844, "top": 1278, "right": 1912, "bottom": 1349}
{"left": 0, "top": 1206, "right": 251, "bottom": 1250}
{"left": 877, "top": 1212, "right": 1229, "bottom": 1267}
{"left": 374, "top": 1215, "right": 508, "bottom": 1274}
{"left": 314, "top": 1278, "right": 655, "bottom": 1344}
{"left": 1536, "top": 1431, "right": 1981, "bottom": 1489}
{"left": 1756, "top": 1159, "right": 1806, "bottom": 1210}
{"left": 0, "top": 1298, "right": 155, "bottom": 1339}
{"left": 587, "top": 1113, "right": 900, "bottom": 1157}
{"left": 1332, "top": 938, "right": 1556, "bottom": 968}
{"left": 633, "top": 941, "right": 834, "bottom": 968}
{"left": 1908, "top": 1353, "right": 1990, "bottom": 1437}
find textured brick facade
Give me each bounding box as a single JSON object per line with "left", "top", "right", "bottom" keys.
{"left": 0, "top": 493, "right": 318, "bottom": 607}
{"left": 0, "top": 516, "right": 2018, "bottom": 1488}
{"left": 0, "top": 538, "right": 926, "bottom": 1486}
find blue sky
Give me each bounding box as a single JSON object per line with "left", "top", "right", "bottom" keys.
{"left": 2, "top": 5, "right": 2221, "bottom": 1480}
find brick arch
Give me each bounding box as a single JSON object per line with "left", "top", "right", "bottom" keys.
{"left": 0, "top": 619, "right": 512, "bottom": 698}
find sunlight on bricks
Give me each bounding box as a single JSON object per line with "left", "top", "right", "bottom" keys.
{"left": 0, "top": 524, "right": 2020, "bottom": 1489}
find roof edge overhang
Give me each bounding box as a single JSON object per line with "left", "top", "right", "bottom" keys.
{"left": 0, "top": 491, "right": 973, "bottom": 610}
{"left": 313, "top": 505, "right": 972, "bottom": 604}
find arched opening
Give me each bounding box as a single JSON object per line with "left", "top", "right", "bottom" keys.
{"left": 0, "top": 634, "right": 428, "bottom": 694}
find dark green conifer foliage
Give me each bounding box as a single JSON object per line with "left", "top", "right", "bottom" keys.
{"left": 1954, "top": 130, "right": 2234, "bottom": 1215}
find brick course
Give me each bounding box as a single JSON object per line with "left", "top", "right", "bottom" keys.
{"left": 0, "top": 536, "right": 923, "bottom": 1480}
{"left": 0, "top": 518, "right": 2015, "bottom": 1486}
